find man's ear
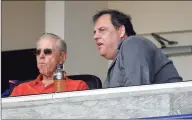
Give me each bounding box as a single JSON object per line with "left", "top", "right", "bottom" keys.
{"left": 59, "top": 52, "right": 67, "bottom": 64}
{"left": 118, "top": 25, "right": 126, "bottom": 38}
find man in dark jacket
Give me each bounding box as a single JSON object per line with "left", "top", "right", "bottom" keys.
{"left": 92, "top": 9, "right": 183, "bottom": 88}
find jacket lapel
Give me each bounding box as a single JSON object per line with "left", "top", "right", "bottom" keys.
{"left": 108, "top": 40, "right": 124, "bottom": 73}
{"left": 108, "top": 55, "right": 117, "bottom": 71}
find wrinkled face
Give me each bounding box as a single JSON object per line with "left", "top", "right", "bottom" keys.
{"left": 36, "top": 37, "right": 66, "bottom": 77}
{"left": 93, "top": 14, "right": 125, "bottom": 60}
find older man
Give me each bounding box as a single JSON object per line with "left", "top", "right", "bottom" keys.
{"left": 11, "top": 33, "right": 88, "bottom": 96}
{"left": 93, "top": 9, "right": 183, "bottom": 88}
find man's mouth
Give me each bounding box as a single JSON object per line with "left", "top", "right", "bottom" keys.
{"left": 97, "top": 43, "right": 103, "bottom": 47}
{"left": 39, "top": 63, "right": 46, "bottom": 65}
{"left": 98, "top": 43, "right": 102, "bottom": 46}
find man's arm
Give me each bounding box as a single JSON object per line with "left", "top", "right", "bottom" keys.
{"left": 120, "top": 36, "right": 182, "bottom": 86}
{"left": 153, "top": 58, "right": 183, "bottom": 83}
{"left": 10, "top": 86, "right": 21, "bottom": 96}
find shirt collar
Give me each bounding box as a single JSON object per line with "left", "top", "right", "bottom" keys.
{"left": 30, "top": 74, "right": 69, "bottom": 86}
{"left": 30, "top": 74, "right": 43, "bottom": 85}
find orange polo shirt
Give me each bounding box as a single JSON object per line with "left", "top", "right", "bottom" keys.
{"left": 10, "top": 74, "right": 89, "bottom": 97}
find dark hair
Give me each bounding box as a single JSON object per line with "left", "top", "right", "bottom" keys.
{"left": 93, "top": 9, "right": 136, "bottom": 37}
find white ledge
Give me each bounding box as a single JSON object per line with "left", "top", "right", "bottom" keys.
{"left": 2, "top": 81, "right": 192, "bottom": 104}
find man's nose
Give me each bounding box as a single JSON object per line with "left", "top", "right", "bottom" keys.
{"left": 93, "top": 33, "right": 100, "bottom": 41}
{"left": 39, "top": 51, "right": 45, "bottom": 58}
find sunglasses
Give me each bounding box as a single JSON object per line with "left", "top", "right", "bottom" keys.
{"left": 34, "top": 48, "right": 53, "bottom": 56}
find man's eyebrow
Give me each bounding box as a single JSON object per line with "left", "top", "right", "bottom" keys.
{"left": 93, "top": 26, "right": 106, "bottom": 34}
{"left": 99, "top": 26, "right": 107, "bottom": 30}
{"left": 99, "top": 26, "right": 105, "bottom": 29}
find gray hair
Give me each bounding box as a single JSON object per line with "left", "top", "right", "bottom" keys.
{"left": 37, "top": 33, "right": 67, "bottom": 52}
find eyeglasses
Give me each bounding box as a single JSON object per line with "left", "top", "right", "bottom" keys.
{"left": 34, "top": 48, "right": 52, "bottom": 56}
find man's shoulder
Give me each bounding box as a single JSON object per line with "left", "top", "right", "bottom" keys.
{"left": 10, "top": 79, "right": 35, "bottom": 96}
{"left": 14, "top": 80, "right": 35, "bottom": 88}
{"left": 123, "top": 35, "right": 155, "bottom": 47}
{"left": 120, "top": 35, "right": 157, "bottom": 54}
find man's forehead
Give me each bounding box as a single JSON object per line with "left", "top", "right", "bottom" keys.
{"left": 39, "top": 37, "right": 56, "bottom": 43}
{"left": 94, "top": 14, "right": 112, "bottom": 29}
{"left": 37, "top": 38, "right": 57, "bottom": 48}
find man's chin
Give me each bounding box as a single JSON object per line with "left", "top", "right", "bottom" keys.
{"left": 100, "top": 52, "right": 105, "bottom": 57}
{"left": 39, "top": 71, "right": 49, "bottom": 76}
{"left": 100, "top": 53, "right": 108, "bottom": 59}
{"left": 100, "top": 54, "right": 113, "bottom": 60}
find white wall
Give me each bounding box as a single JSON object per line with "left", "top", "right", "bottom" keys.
{"left": 108, "top": 1, "right": 192, "bottom": 34}
{"left": 45, "top": 1, "right": 65, "bottom": 39}
{"left": 2, "top": 1, "right": 45, "bottom": 51}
